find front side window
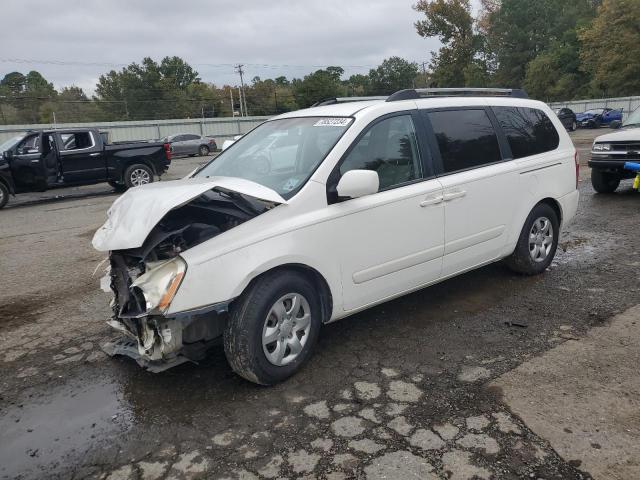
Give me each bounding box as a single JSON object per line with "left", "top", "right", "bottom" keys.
{"left": 196, "top": 117, "right": 352, "bottom": 199}
{"left": 427, "top": 109, "right": 502, "bottom": 173}
{"left": 493, "top": 107, "right": 559, "bottom": 159}
{"left": 17, "top": 134, "right": 40, "bottom": 153}
{"left": 339, "top": 115, "right": 422, "bottom": 191}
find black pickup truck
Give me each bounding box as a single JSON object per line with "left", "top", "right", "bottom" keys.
{"left": 0, "top": 128, "right": 171, "bottom": 209}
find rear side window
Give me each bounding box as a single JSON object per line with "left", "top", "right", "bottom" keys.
{"left": 60, "top": 132, "right": 94, "bottom": 150}
{"left": 492, "top": 107, "right": 559, "bottom": 159}
{"left": 426, "top": 109, "right": 502, "bottom": 174}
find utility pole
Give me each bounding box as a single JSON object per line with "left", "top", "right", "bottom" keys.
{"left": 238, "top": 87, "right": 244, "bottom": 117}
{"left": 229, "top": 88, "right": 234, "bottom": 117}
{"left": 234, "top": 64, "right": 248, "bottom": 116}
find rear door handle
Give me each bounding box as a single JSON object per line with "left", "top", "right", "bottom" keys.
{"left": 443, "top": 190, "right": 466, "bottom": 201}
{"left": 420, "top": 194, "right": 444, "bottom": 207}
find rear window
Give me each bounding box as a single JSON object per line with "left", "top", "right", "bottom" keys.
{"left": 426, "top": 109, "right": 502, "bottom": 174}
{"left": 492, "top": 107, "right": 559, "bottom": 159}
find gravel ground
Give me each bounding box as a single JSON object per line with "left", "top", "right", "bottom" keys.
{"left": 1, "top": 129, "right": 639, "bottom": 479}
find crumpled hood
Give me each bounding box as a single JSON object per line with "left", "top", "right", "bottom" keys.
{"left": 593, "top": 127, "right": 640, "bottom": 143}
{"left": 92, "top": 176, "right": 286, "bottom": 252}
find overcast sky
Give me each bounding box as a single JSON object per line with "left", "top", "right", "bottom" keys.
{"left": 1, "top": 0, "right": 456, "bottom": 95}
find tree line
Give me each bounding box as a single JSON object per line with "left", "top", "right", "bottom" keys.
{"left": 0, "top": 0, "right": 638, "bottom": 125}
{"left": 417, "top": 0, "right": 640, "bottom": 101}
{"left": 0, "top": 56, "right": 423, "bottom": 125}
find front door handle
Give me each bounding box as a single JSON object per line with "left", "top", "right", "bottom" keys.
{"left": 443, "top": 190, "right": 466, "bottom": 201}
{"left": 420, "top": 195, "right": 444, "bottom": 207}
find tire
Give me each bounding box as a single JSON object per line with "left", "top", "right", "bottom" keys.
{"left": 505, "top": 203, "right": 559, "bottom": 275}
{"left": 123, "top": 164, "right": 154, "bottom": 189}
{"left": 224, "top": 270, "right": 322, "bottom": 385}
{"left": 198, "top": 145, "right": 210, "bottom": 156}
{"left": 0, "top": 182, "right": 9, "bottom": 209}
{"left": 571, "top": 121, "right": 577, "bottom": 132}
{"left": 594, "top": 119, "right": 602, "bottom": 129}
{"left": 108, "top": 180, "right": 126, "bottom": 192}
{"left": 591, "top": 169, "right": 620, "bottom": 194}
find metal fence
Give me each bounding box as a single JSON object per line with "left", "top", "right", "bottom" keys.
{"left": 549, "top": 96, "right": 640, "bottom": 121}
{"left": 0, "top": 116, "right": 271, "bottom": 144}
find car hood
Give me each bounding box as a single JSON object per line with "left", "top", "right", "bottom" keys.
{"left": 92, "top": 176, "right": 286, "bottom": 251}
{"left": 576, "top": 112, "right": 595, "bottom": 120}
{"left": 593, "top": 127, "right": 640, "bottom": 143}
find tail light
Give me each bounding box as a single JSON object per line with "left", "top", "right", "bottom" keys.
{"left": 208, "top": 138, "right": 216, "bottom": 145}
{"left": 163, "top": 143, "right": 172, "bottom": 162}
{"left": 574, "top": 150, "right": 579, "bottom": 189}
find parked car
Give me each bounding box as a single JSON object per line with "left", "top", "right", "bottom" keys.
{"left": 589, "top": 105, "right": 640, "bottom": 193}
{"left": 163, "top": 134, "right": 217, "bottom": 157}
{"left": 0, "top": 128, "right": 171, "bottom": 209}
{"left": 93, "top": 88, "right": 579, "bottom": 384}
{"left": 554, "top": 107, "right": 577, "bottom": 131}
{"left": 575, "top": 108, "right": 623, "bottom": 128}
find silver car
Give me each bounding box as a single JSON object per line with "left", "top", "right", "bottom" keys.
{"left": 164, "top": 134, "right": 217, "bottom": 157}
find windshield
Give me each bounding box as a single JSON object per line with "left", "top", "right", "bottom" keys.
{"left": 0, "top": 135, "right": 24, "bottom": 152}
{"left": 623, "top": 106, "right": 640, "bottom": 127}
{"left": 195, "top": 117, "right": 353, "bottom": 198}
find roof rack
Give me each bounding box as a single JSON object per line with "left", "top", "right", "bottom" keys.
{"left": 386, "top": 88, "right": 528, "bottom": 102}
{"left": 312, "top": 96, "right": 387, "bottom": 107}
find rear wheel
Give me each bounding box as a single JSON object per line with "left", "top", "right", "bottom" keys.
{"left": 591, "top": 169, "right": 620, "bottom": 193}
{"left": 0, "top": 182, "right": 9, "bottom": 209}
{"left": 199, "top": 145, "right": 210, "bottom": 156}
{"left": 224, "top": 271, "right": 322, "bottom": 385}
{"left": 571, "top": 121, "right": 577, "bottom": 131}
{"left": 505, "top": 203, "right": 559, "bottom": 275}
{"left": 123, "top": 164, "right": 154, "bottom": 188}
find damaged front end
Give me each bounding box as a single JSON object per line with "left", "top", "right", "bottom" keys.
{"left": 98, "top": 183, "right": 281, "bottom": 372}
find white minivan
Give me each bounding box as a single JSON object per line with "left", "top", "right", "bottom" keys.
{"left": 93, "top": 88, "right": 580, "bottom": 384}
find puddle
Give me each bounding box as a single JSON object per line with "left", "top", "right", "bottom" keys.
{"left": 0, "top": 377, "right": 132, "bottom": 479}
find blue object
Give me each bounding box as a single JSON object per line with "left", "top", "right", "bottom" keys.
{"left": 624, "top": 162, "right": 640, "bottom": 172}
{"left": 576, "top": 108, "right": 623, "bottom": 126}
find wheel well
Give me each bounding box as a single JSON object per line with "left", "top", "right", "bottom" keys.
{"left": 243, "top": 264, "right": 334, "bottom": 323}
{"left": 538, "top": 198, "right": 562, "bottom": 225}
{"left": 0, "top": 177, "right": 11, "bottom": 194}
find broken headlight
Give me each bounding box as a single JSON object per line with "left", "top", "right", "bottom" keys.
{"left": 132, "top": 256, "right": 187, "bottom": 314}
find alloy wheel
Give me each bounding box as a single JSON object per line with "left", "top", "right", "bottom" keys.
{"left": 130, "top": 168, "right": 151, "bottom": 186}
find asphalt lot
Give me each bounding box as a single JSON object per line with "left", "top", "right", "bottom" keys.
{"left": 1, "top": 130, "right": 639, "bottom": 479}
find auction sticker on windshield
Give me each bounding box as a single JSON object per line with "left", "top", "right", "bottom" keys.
{"left": 313, "top": 118, "right": 352, "bottom": 127}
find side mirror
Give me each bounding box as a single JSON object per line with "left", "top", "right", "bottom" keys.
{"left": 336, "top": 169, "right": 379, "bottom": 199}
{"left": 610, "top": 120, "right": 622, "bottom": 129}
{"left": 3, "top": 150, "right": 13, "bottom": 160}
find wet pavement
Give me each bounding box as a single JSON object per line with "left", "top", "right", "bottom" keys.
{"left": 1, "top": 130, "right": 639, "bottom": 479}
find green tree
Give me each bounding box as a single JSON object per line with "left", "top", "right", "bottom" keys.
{"left": 292, "top": 67, "right": 344, "bottom": 108}
{"left": 485, "top": 0, "right": 597, "bottom": 87}
{"left": 579, "top": 0, "right": 640, "bottom": 97}
{"left": 414, "top": 0, "right": 477, "bottom": 87}
{"left": 94, "top": 57, "right": 200, "bottom": 120}
{"left": 367, "top": 57, "right": 419, "bottom": 95}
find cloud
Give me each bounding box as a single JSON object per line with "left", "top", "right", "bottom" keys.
{"left": 1, "top": 0, "right": 440, "bottom": 93}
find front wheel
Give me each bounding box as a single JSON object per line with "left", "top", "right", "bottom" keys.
{"left": 224, "top": 271, "right": 322, "bottom": 385}
{"left": 0, "top": 182, "right": 9, "bottom": 209}
{"left": 198, "top": 145, "right": 210, "bottom": 156}
{"left": 505, "top": 203, "right": 559, "bottom": 275}
{"left": 591, "top": 169, "right": 620, "bottom": 193}
{"left": 123, "top": 164, "right": 154, "bottom": 188}
{"left": 571, "top": 121, "right": 577, "bottom": 131}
